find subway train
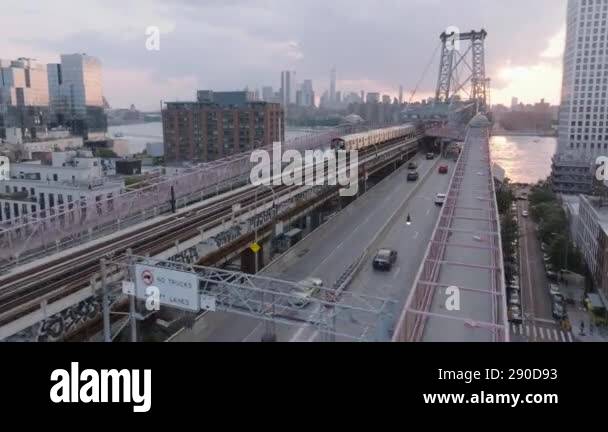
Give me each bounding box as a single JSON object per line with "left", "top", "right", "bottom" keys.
{"left": 330, "top": 124, "right": 418, "bottom": 152}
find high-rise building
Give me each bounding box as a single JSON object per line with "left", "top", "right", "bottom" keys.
{"left": 298, "top": 80, "right": 315, "bottom": 107}
{"left": 330, "top": 68, "right": 336, "bottom": 104}
{"left": 262, "top": 86, "right": 274, "bottom": 102}
{"left": 382, "top": 95, "right": 391, "bottom": 104}
{"left": 366, "top": 92, "right": 380, "bottom": 103}
{"left": 162, "top": 90, "right": 284, "bottom": 163}
{"left": 399, "top": 85, "right": 404, "bottom": 104}
{"left": 0, "top": 58, "right": 50, "bottom": 140}
{"left": 47, "top": 54, "right": 106, "bottom": 137}
{"left": 280, "top": 71, "right": 296, "bottom": 106}
{"left": 551, "top": 0, "right": 608, "bottom": 194}
{"left": 0, "top": 58, "right": 49, "bottom": 107}
{"left": 511, "top": 97, "right": 519, "bottom": 110}
{"left": 360, "top": 90, "right": 365, "bottom": 102}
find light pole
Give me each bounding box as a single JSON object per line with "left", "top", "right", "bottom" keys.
{"left": 253, "top": 184, "right": 278, "bottom": 342}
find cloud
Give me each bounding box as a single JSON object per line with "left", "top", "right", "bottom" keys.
{"left": 541, "top": 27, "right": 566, "bottom": 59}
{"left": 2, "top": 0, "right": 568, "bottom": 109}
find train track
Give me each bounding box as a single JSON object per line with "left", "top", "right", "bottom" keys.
{"left": 0, "top": 136, "right": 420, "bottom": 332}
{"left": 0, "top": 185, "right": 287, "bottom": 323}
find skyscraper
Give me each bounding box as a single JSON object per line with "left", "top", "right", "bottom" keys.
{"left": 511, "top": 97, "right": 519, "bottom": 110}
{"left": 551, "top": 0, "right": 608, "bottom": 194}
{"left": 280, "top": 70, "right": 296, "bottom": 106}
{"left": 262, "top": 86, "right": 274, "bottom": 102}
{"left": 399, "top": 85, "right": 403, "bottom": 104}
{"left": 298, "top": 80, "right": 315, "bottom": 107}
{"left": 330, "top": 68, "right": 336, "bottom": 104}
{"left": 0, "top": 58, "right": 50, "bottom": 140}
{"left": 0, "top": 58, "right": 49, "bottom": 107}
{"left": 47, "top": 53, "right": 105, "bottom": 136}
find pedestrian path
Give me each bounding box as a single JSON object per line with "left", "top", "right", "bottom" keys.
{"left": 510, "top": 323, "right": 574, "bottom": 342}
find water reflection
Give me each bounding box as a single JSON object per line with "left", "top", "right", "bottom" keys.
{"left": 490, "top": 135, "right": 557, "bottom": 184}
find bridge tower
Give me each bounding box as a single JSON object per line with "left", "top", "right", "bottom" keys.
{"left": 435, "top": 29, "right": 488, "bottom": 112}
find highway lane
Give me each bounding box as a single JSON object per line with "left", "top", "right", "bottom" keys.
{"left": 172, "top": 152, "right": 450, "bottom": 342}
{"left": 294, "top": 157, "right": 457, "bottom": 341}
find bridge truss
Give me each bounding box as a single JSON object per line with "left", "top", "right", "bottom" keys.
{"left": 104, "top": 255, "right": 396, "bottom": 342}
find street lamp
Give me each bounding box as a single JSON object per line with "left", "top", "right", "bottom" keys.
{"left": 253, "top": 184, "right": 278, "bottom": 342}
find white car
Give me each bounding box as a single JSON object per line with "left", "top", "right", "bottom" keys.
{"left": 522, "top": 210, "right": 529, "bottom": 217}
{"left": 290, "top": 277, "right": 323, "bottom": 308}
{"left": 435, "top": 193, "right": 447, "bottom": 206}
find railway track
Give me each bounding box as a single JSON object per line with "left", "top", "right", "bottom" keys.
{"left": 0, "top": 185, "right": 287, "bottom": 320}
{"left": 0, "top": 136, "right": 420, "bottom": 333}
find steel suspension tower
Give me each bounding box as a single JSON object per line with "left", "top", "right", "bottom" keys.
{"left": 435, "top": 29, "right": 488, "bottom": 112}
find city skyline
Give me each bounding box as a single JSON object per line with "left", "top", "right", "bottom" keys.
{"left": 1, "top": 0, "right": 567, "bottom": 110}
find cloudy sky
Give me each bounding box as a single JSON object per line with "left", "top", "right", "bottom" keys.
{"left": 1, "top": 0, "right": 568, "bottom": 110}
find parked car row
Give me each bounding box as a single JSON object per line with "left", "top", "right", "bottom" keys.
{"left": 507, "top": 202, "right": 522, "bottom": 324}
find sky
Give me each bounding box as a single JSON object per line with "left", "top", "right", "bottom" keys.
{"left": 1, "top": 0, "right": 568, "bottom": 110}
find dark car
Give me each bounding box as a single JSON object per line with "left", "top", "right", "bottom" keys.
{"left": 407, "top": 171, "right": 419, "bottom": 181}
{"left": 373, "top": 249, "right": 398, "bottom": 271}
{"left": 438, "top": 165, "right": 449, "bottom": 174}
{"left": 546, "top": 271, "right": 559, "bottom": 282}
{"left": 426, "top": 152, "right": 435, "bottom": 160}
{"left": 552, "top": 301, "right": 567, "bottom": 320}
{"left": 408, "top": 161, "right": 418, "bottom": 170}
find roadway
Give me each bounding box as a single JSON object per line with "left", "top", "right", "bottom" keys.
{"left": 513, "top": 197, "right": 574, "bottom": 342}
{"left": 172, "top": 152, "right": 456, "bottom": 342}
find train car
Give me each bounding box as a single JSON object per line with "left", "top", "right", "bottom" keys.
{"left": 331, "top": 124, "right": 418, "bottom": 153}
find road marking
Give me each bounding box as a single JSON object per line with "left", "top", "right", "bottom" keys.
{"left": 534, "top": 318, "right": 556, "bottom": 325}
{"left": 553, "top": 329, "right": 559, "bottom": 342}
{"left": 290, "top": 305, "right": 321, "bottom": 342}
{"left": 426, "top": 209, "right": 431, "bottom": 215}
{"left": 567, "top": 332, "right": 573, "bottom": 342}
{"left": 307, "top": 332, "right": 318, "bottom": 342}
{"left": 525, "top": 325, "right": 530, "bottom": 337}
{"left": 559, "top": 331, "right": 566, "bottom": 342}
{"left": 290, "top": 324, "right": 309, "bottom": 342}
{"left": 243, "top": 324, "right": 261, "bottom": 342}
{"left": 532, "top": 325, "right": 537, "bottom": 339}
{"left": 392, "top": 267, "right": 402, "bottom": 280}
{"left": 413, "top": 231, "right": 419, "bottom": 240}
{"left": 539, "top": 327, "right": 545, "bottom": 340}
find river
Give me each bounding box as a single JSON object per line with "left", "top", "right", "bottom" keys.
{"left": 490, "top": 135, "right": 557, "bottom": 184}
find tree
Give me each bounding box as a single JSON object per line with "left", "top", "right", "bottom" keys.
{"left": 94, "top": 148, "right": 118, "bottom": 158}
{"left": 496, "top": 178, "right": 515, "bottom": 215}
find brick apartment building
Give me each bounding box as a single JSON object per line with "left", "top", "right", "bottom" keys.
{"left": 162, "top": 90, "right": 284, "bottom": 163}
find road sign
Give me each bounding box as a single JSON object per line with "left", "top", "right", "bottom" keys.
{"left": 134, "top": 264, "right": 199, "bottom": 312}
{"left": 122, "top": 281, "right": 135, "bottom": 296}
{"left": 200, "top": 294, "right": 217, "bottom": 312}
{"left": 250, "top": 242, "right": 261, "bottom": 254}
